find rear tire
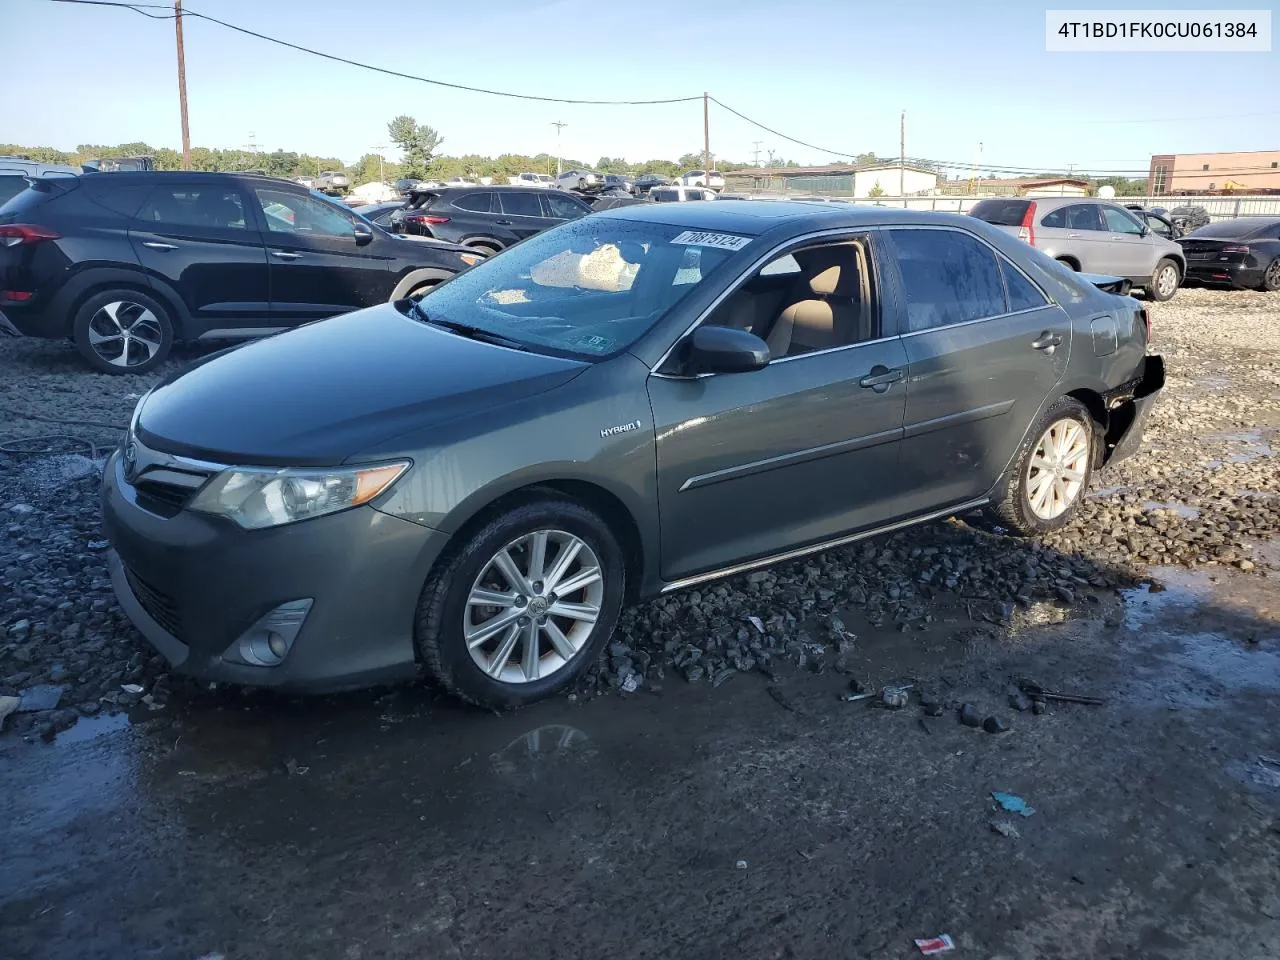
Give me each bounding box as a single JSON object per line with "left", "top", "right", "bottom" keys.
{"left": 1055, "top": 257, "right": 1079, "bottom": 272}
{"left": 465, "top": 240, "right": 501, "bottom": 256}
{"left": 416, "top": 499, "right": 625, "bottom": 710}
{"left": 986, "top": 396, "right": 1095, "bottom": 536}
{"left": 1146, "top": 258, "right": 1180, "bottom": 302}
{"left": 72, "top": 289, "right": 175, "bottom": 374}
{"left": 1261, "top": 258, "right": 1280, "bottom": 292}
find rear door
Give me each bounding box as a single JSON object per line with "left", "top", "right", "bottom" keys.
{"left": 129, "top": 181, "right": 271, "bottom": 334}
{"left": 497, "top": 190, "right": 554, "bottom": 239}
{"left": 248, "top": 185, "right": 394, "bottom": 324}
{"left": 884, "top": 226, "right": 1070, "bottom": 512}
{"left": 1100, "top": 204, "right": 1156, "bottom": 278}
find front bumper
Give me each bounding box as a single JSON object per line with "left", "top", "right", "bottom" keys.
{"left": 1105, "top": 353, "right": 1165, "bottom": 466}
{"left": 1183, "top": 260, "right": 1265, "bottom": 289}
{"left": 101, "top": 449, "right": 452, "bottom": 692}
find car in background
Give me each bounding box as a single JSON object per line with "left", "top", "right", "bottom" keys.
{"left": 0, "top": 157, "right": 81, "bottom": 206}
{"left": 509, "top": 172, "right": 556, "bottom": 188}
{"left": 0, "top": 172, "right": 481, "bottom": 372}
{"left": 351, "top": 200, "right": 407, "bottom": 229}
{"left": 1131, "top": 208, "right": 1181, "bottom": 241}
{"left": 315, "top": 171, "right": 350, "bottom": 195}
{"left": 633, "top": 173, "right": 671, "bottom": 195}
{"left": 100, "top": 201, "right": 1162, "bottom": 707}
{"left": 1177, "top": 217, "right": 1280, "bottom": 291}
{"left": 82, "top": 156, "right": 155, "bottom": 173}
{"left": 394, "top": 178, "right": 422, "bottom": 196}
{"left": 555, "top": 169, "right": 598, "bottom": 190}
{"left": 968, "top": 196, "right": 1186, "bottom": 301}
{"left": 649, "top": 185, "right": 717, "bottom": 203}
{"left": 602, "top": 174, "right": 635, "bottom": 194}
{"left": 1167, "top": 204, "right": 1211, "bottom": 233}
{"left": 677, "top": 170, "right": 725, "bottom": 189}
{"left": 398, "top": 185, "right": 592, "bottom": 253}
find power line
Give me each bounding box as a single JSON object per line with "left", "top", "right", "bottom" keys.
{"left": 47, "top": 0, "right": 174, "bottom": 17}
{"left": 46, "top": 0, "right": 700, "bottom": 105}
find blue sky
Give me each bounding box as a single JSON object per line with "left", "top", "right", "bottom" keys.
{"left": 4, "top": 0, "right": 1277, "bottom": 173}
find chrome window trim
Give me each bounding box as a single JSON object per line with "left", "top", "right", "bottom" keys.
{"left": 648, "top": 225, "right": 889, "bottom": 376}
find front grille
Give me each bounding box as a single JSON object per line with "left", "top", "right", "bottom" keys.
{"left": 125, "top": 567, "right": 182, "bottom": 638}
{"left": 133, "top": 479, "right": 195, "bottom": 518}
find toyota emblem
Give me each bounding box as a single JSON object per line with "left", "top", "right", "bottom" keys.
{"left": 122, "top": 440, "right": 138, "bottom": 481}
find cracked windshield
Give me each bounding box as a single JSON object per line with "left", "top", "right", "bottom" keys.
{"left": 2, "top": 1, "right": 1278, "bottom": 959}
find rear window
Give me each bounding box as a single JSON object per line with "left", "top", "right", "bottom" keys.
{"left": 969, "top": 198, "right": 1032, "bottom": 226}
{"left": 1185, "top": 219, "right": 1275, "bottom": 240}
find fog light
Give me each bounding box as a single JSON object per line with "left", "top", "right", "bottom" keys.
{"left": 223, "top": 599, "right": 313, "bottom": 667}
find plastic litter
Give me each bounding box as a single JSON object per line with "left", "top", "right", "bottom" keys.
{"left": 735, "top": 859, "right": 748, "bottom": 870}
{"left": 17, "top": 684, "right": 64, "bottom": 712}
{"left": 992, "top": 791, "right": 1036, "bottom": 817}
{"left": 914, "top": 934, "right": 955, "bottom": 955}
{"left": 839, "top": 692, "right": 874, "bottom": 703}
{"left": 620, "top": 674, "right": 640, "bottom": 694}
{"left": 990, "top": 820, "right": 1020, "bottom": 839}
{"left": 880, "top": 684, "right": 911, "bottom": 709}
{"left": 120, "top": 683, "right": 144, "bottom": 695}
{"left": 745, "top": 616, "right": 765, "bottom": 634}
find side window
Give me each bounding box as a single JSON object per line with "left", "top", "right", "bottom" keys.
{"left": 452, "top": 192, "right": 492, "bottom": 213}
{"left": 500, "top": 191, "right": 544, "bottom": 217}
{"left": 252, "top": 189, "right": 354, "bottom": 238}
{"left": 702, "top": 241, "right": 872, "bottom": 359}
{"left": 1040, "top": 207, "right": 1067, "bottom": 228}
{"left": 1102, "top": 205, "right": 1144, "bottom": 235}
{"left": 88, "top": 184, "right": 154, "bottom": 218}
{"left": 1066, "top": 204, "right": 1104, "bottom": 231}
{"left": 1148, "top": 217, "right": 1172, "bottom": 239}
{"left": 138, "top": 185, "right": 247, "bottom": 229}
{"left": 1000, "top": 259, "right": 1049, "bottom": 312}
{"left": 888, "top": 228, "right": 1006, "bottom": 332}
{"left": 543, "top": 193, "right": 587, "bottom": 219}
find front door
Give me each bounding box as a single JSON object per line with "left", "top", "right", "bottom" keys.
{"left": 883, "top": 226, "right": 1071, "bottom": 514}
{"left": 649, "top": 237, "right": 909, "bottom": 582}
{"left": 1100, "top": 204, "right": 1157, "bottom": 278}
{"left": 128, "top": 181, "right": 270, "bottom": 335}
{"left": 496, "top": 190, "right": 554, "bottom": 240}
{"left": 249, "top": 186, "right": 394, "bottom": 324}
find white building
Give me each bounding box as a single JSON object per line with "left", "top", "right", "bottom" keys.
{"left": 725, "top": 162, "right": 939, "bottom": 198}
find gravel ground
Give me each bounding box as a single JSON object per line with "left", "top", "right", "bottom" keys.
{"left": 1, "top": 287, "right": 1278, "bottom": 737}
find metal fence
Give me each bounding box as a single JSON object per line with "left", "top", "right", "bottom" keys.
{"left": 727, "top": 191, "right": 1280, "bottom": 222}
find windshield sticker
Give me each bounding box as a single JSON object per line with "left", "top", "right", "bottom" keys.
{"left": 670, "top": 230, "right": 752, "bottom": 251}
{"left": 574, "top": 333, "right": 615, "bottom": 351}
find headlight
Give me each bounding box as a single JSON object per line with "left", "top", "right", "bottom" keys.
{"left": 189, "top": 461, "right": 410, "bottom": 529}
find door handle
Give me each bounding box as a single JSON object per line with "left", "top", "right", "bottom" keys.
{"left": 141, "top": 241, "right": 177, "bottom": 250}
{"left": 858, "top": 366, "right": 904, "bottom": 392}
{"left": 271, "top": 251, "right": 302, "bottom": 260}
{"left": 1031, "top": 331, "right": 1063, "bottom": 352}
{"left": 494, "top": 219, "right": 513, "bottom": 225}
{"left": 1066, "top": 233, "right": 1081, "bottom": 239}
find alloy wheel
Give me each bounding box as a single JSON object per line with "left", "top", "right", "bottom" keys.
{"left": 1266, "top": 260, "right": 1280, "bottom": 290}
{"left": 1155, "top": 264, "right": 1179, "bottom": 298}
{"left": 86, "top": 300, "right": 165, "bottom": 368}
{"left": 464, "top": 529, "right": 604, "bottom": 684}
{"left": 1025, "top": 418, "right": 1090, "bottom": 520}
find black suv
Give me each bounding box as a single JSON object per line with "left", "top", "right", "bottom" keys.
{"left": 0, "top": 172, "right": 482, "bottom": 373}
{"left": 399, "top": 186, "right": 592, "bottom": 253}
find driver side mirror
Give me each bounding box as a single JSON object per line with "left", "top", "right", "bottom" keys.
{"left": 688, "top": 325, "right": 770, "bottom": 374}
{"left": 353, "top": 221, "right": 374, "bottom": 246}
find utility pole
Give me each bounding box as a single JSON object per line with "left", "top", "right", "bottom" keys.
{"left": 174, "top": 0, "right": 191, "bottom": 170}
{"left": 550, "top": 121, "right": 567, "bottom": 176}
{"left": 899, "top": 110, "right": 905, "bottom": 196}
{"left": 752, "top": 141, "right": 763, "bottom": 167}
{"left": 703, "top": 92, "right": 711, "bottom": 175}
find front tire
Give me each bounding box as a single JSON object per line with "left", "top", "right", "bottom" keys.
{"left": 987, "top": 397, "right": 1095, "bottom": 536}
{"left": 72, "top": 289, "right": 175, "bottom": 374}
{"left": 416, "top": 499, "right": 626, "bottom": 710}
{"left": 1055, "top": 257, "right": 1079, "bottom": 272}
{"left": 1146, "top": 258, "right": 1180, "bottom": 302}
{"left": 1260, "top": 258, "right": 1280, "bottom": 292}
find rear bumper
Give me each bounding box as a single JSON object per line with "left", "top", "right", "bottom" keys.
{"left": 1184, "top": 261, "right": 1264, "bottom": 289}
{"left": 0, "top": 300, "right": 64, "bottom": 338}
{"left": 0, "top": 310, "right": 20, "bottom": 337}
{"left": 1105, "top": 354, "right": 1165, "bottom": 466}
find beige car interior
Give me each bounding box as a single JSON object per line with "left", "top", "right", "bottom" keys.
{"left": 707, "top": 241, "right": 874, "bottom": 359}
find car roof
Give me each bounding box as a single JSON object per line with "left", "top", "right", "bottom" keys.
{"left": 67, "top": 170, "right": 301, "bottom": 187}
{"left": 597, "top": 199, "right": 963, "bottom": 233}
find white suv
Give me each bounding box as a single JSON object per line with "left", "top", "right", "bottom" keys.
{"left": 678, "top": 170, "right": 725, "bottom": 189}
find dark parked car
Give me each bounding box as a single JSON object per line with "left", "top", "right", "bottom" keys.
{"left": 1167, "top": 204, "right": 1211, "bottom": 233}
{"left": 102, "top": 202, "right": 1162, "bottom": 708}
{"left": 0, "top": 172, "right": 482, "bottom": 372}
{"left": 394, "top": 178, "right": 421, "bottom": 196}
{"left": 633, "top": 173, "right": 672, "bottom": 194}
{"left": 399, "top": 185, "right": 592, "bottom": 253}
{"left": 602, "top": 174, "right": 636, "bottom": 194}
{"left": 351, "top": 200, "right": 406, "bottom": 229}
{"left": 1177, "top": 217, "right": 1280, "bottom": 290}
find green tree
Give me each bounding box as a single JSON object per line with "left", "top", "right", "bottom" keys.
{"left": 867, "top": 180, "right": 885, "bottom": 197}
{"left": 387, "top": 115, "right": 443, "bottom": 179}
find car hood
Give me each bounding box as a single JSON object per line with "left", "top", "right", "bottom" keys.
{"left": 136, "top": 304, "right": 588, "bottom": 465}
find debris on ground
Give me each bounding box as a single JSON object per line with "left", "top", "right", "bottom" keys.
{"left": 745, "top": 616, "right": 765, "bottom": 634}
{"left": 880, "top": 685, "right": 911, "bottom": 709}
{"left": 1032, "top": 699, "right": 1048, "bottom": 716}
{"left": 983, "top": 715, "right": 1010, "bottom": 734}
{"left": 992, "top": 791, "right": 1036, "bottom": 817}
{"left": 1018, "top": 680, "right": 1105, "bottom": 706}
{"left": 120, "top": 683, "right": 144, "bottom": 695}
{"left": 620, "top": 674, "right": 640, "bottom": 694}
{"left": 1009, "top": 691, "right": 1033, "bottom": 712}
{"left": 766, "top": 686, "right": 797, "bottom": 712}
{"left": 990, "top": 819, "right": 1020, "bottom": 839}
{"left": 17, "top": 684, "right": 64, "bottom": 712}
{"left": 0, "top": 694, "right": 19, "bottom": 729}
{"left": 920, "top": 698, "right": 943, "bottom": 717}
{"left": 735, "top": 859, "right": 748, "bottom": 870}
{"left": 839, "top": 692, "right": 874, "bottom": 703}
{"left": 958, "top": 702, "right": 983, "bottom": 727}
{"left": 914, "top": 933, "right": 955, "bottom": 955}
{"left": 283, "top": 758, "right": 310, "bottom": 776}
